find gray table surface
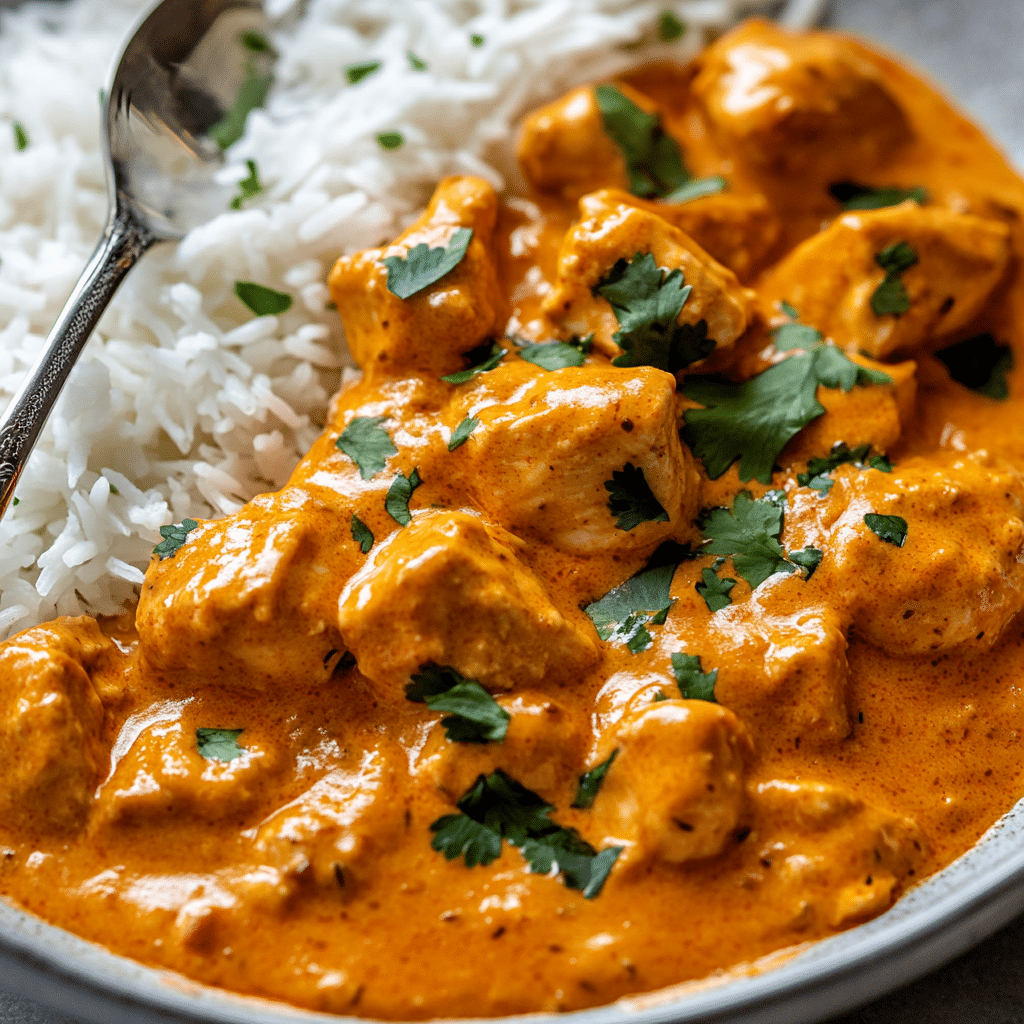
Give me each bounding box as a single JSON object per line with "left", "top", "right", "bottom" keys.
{"left": 3, "top": 0, "right": 1024, "bottom": 1021}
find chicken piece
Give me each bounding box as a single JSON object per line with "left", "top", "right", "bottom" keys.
{"left": 413, "top": 692, "right": 586, "bottom": 801}
{"left": 517, "top": 84, "right": 633, "bottom": 202}
{"left": 252, "top": 747, "right": 405, "bottom": 892}
{"left": 595, "top": 700, "right": 750, "bottom": 865}
{"left": 328, "top": 176, "right": 507, "bottom": 378}
{"left": 543, "top": 191, "right": 755, "bottom": 367}
{"left": 91, "top": 700, "right": 281, "bottom": 827}
{"left": 0, "top": 618, "right": 108, "bottom": 832}
{"left": 691, "top": 20, "right": 912, "bottom": 185}
{"left": 336, "top": 510, "right": 599, "bottom": 701}
{"left": 747, "top": 779, "right": 923, "bottom": 930}
{"left": 137, "top": 488, "right": 350, "bottom": 690}
{"left": 780, "top": 356, "right": 917, "bottom": 467}
{"left": 758, "top": 205, "right": 1011, "bottom": 359}
{"left": 451, "top": 360, "right": 700, "bottom": 557}
{"left": 790, "top": 453, "right": 1024, "bottom": 655}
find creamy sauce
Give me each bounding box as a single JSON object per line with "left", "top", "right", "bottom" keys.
{"left": 2, "top": 19, "right": 1024, "bottom": 1020}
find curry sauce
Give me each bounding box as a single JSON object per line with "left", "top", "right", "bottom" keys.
{"left": 2, "top": 19, "right": 1024, "bottom": 1019}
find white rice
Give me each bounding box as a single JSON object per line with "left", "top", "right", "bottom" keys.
{"left": 0, "top": 0, "right": 823, "bottom": 638}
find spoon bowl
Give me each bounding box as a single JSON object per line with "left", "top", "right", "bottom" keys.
{"left": 0, "top": 0, "right": 272, "bottom": 517}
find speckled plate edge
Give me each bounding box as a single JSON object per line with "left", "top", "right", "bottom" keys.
{"left": 1, "top": 795, "right": 1024, "bottom": 1024}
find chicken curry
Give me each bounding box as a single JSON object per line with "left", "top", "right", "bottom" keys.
{"left": 2, "top": 19, "right": 1024, "bottom": 1019}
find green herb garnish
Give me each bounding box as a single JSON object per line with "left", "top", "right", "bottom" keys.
{"left": 335, "top": 415, "right": 398, "bottom": 479}
{"left": 572, "top": 750, "right": 618, "bottom": 809}
{"left": 153, "top": 518, "right": 200, "bottom": 560}
{"left": 384, "top": 226, "right": 473, "bottom": 300}
{"left": 448, "top": 416, "right": 480, "bottom": 451}
{"left": 470, "top": 33, "right": 485, "bottom": 47}
{"left": 594, "top": 252, "right": 713, "bottom": 372}
{"left": 431, "top": 770, "right": 622, "bottom": 898}
{"left": 240, "top": 30, "right": 272, "bottom": 53}
{"left": 656, "top": 10, "right": 686, "bottom": 42}
{"left": 441, "top": 341, "right": 506, "bottom": 384}
{"left": 351, "top": 514, "right": 374, "bottom": 553}
{"left": 346, "top": 60, "right": 382, "bottom": 84}
{"left": 789, "top": 546, "right": 823, "bottom": 578}
{"left": 871, "top": 241, "right": 918, "bottom": 316}
{"left": 209, "top": 63, "right": 272, "bottom": 150}
{"left": 234, "top": 281, "right": 292, "bottom": 316}
{"left": 407, "top": 51, "right": 427, "bottom": 71}
{"left": 671, "top": 652, "right": 717, "bottom": 702}
{"left": 385, "top": 467, "right": 422, "bottom": 526}
{"left": 406, "top": 664, "right": 509, "bottom": 744}
{"left": 584, "top": 561, "right": 676, "bottom": 653}
{"left": 829, "top": 182, "right": 927, "bottom": 211}
{"left": 696, "top": 566, "right": 735, "bottom": 612}
{"left": 377, "top": 131, "right": 404, "bottom": 150}
{"left": 12, "top": 122, "right": 28, "bottom": 151}
{"left": 196, "top": 728, "right": 246, "bottom": 762}
{"left": 934, "top": 332, "right": 1014, "bottom": 400}
{"left": 797, "top": 441, "right": 892, "bottom": 493}
{"left": 864, "top": 513, "right": 908, "bottom": 547}
{"left": 661, "top": 175, "right": 727, "bottom": 205}
{"left": 517, "top": 338, "right": 587, "bottom": 370}
{"left": 230, "top": 159, "right": 262, "bottom": 210}
{"left": 604, "top": 462, "right": 670, "bottom": 532}
{"left": 700, "top": 490, "right": 794, "bottom": 591}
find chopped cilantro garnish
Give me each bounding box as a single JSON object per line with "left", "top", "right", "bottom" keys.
{"left": 934, "top": 332, "right": 1014, "bottom": 400}
{"left": 12, "top": 122, "right": 28, "bottom": 151}
{"left": 661, "top": 175, "right": 726, "bottom": 205}
{"left": 584, "top": 561, "right": 676, "bottom": 653}
{"left": 864, "top": 513, "right": 908, "bottom": 547}
{"left": 572, "top": 750, "right": 618, "bottom": 809}
{"left": 209, "top": 63, "right": 272, "bottom": 150}
{"left": 470, "top": 33, "right": 485, "bottom": 47}
{"left": 671, "top": 652, "right": 717, "bottom": 702}
{"left": 196, "top": 727, "right": 246, "bottom": 762}
{"left": 696, "top": 566, "right": 735, "bottom": 612}
{"left": 682, "top": 325, "right": 892, "bottom": 483}
{"left": 789, "top": 546, "right": 823, "bottom": 578}
{"left": 230, "top": 159, "right": 262, "bottom": 210}
{"left": 656, "top": 10, "right": 686, "bottom": 42}
{"left": 336, "top": 415, "right": 398, "bottom": 479}
{"left": 594, "top": 252, "right": 714, "bottom": 372}
{"left": 407, "top": 51, "right": 427, "bottom": 71}
{"left": 384, "top": 226, "right": 473, "bottom": 300}
{"left": 377, "top": 131, "right": 404, "bottom": 150}
{"left": 385, "top": 467, "right": 422, "bottom": 526}
{"left": 829, "top": 181, "right": 927, "bottom": 211}
{"left": 605, "top": 462, "right": 669, "bottom": 532}
{"left": 234, "top": 281, "right": 292, "bottom": 316}
{"left": 871, "top": 241, "right": 917, "bottom": 316}
{"left": 351, "top": 513, "right": 374, "bottom": 554}
{"left": 652, "top": 691, "right": 668, "bottom": 701}
{"left": 779, "top": 300, "right": 800, "bottom": 319}
{"left": 240, "top": 30, "right": 272, "bottom": 53}
{"left": 431, "top": 770, "right": 622, "bottom": 898}
{"left": 406, "top": 664, "right": 509, "bottom": 744}
{"left": 772, "top": 321, "right": 824, "bottom": 352}
{"left": 11, "top": 497, "right": 19, "bottom": 507}
{"left": 700, "top": 491, "right": 794, "bottom": 590}
{"left": 441, "top": 341, "right": 506, "bottom": 384}
{"left": 346, "top": 60, "right": 382, "bottom": 84}
{"left": 517, "top": 339, "right": 587, "bottom": 370}
{"left": 153, "top": 519, "right": 200, "bottom": 560}
{"left": 797, "top": 441, "right": 892, "bottom": 493}
{"left": 448, "top": 416, "right": 479, "bottom": 451}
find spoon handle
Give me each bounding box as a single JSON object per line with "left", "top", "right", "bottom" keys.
{"left": 0, "top": 204, "right": 155, "bottom": 519}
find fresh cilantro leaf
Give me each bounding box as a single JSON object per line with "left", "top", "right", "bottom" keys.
{"left": 209, "top": 64, "right": 272, "bottom": 150}
{"left": 797, "top": 441, "right": 892, "bottom": 493}
{"left": 870, "top": 454, "right": 894, "bottom": 472}
{"left": 772, "top": 322, "right": 823, "bottom": 352}
{"left": 779, "top": 300, "right": 800, "bottom": 318}
{"left": 240, "top": 30, "right": 272, "bottom": 52}
{"left": 584, "top": 562, "right": 676, "bottom": 650}
{"left": 517, "top": 340, "right": 586, "bottom": 370}
{"left": 448, "top": 416, "right": 480, "bottom": 451}
{"left": 653, "top": 691, "right": 668, "bottom": 701}
{"left": 230, "top": 159, "right": 262, "bottom": 209}
{"left": 696, "top": 567, "right": 735, "bottom": 612}
{"left": 671, "top": 652, "right": 717, "bottom": 702}
{"left": 384, "top": 227, "right": 473, "bottom": 300}
{"left": 656, "top": 10, "right": 686, "bottom": 42}
{"left": 405, "top": 663, "right": 462, "bottom": 701}
{"left": 346, "top": 60, "right": 382, "bottom": 84}
{"left": 871, "top": 241, "right": 918, "bottom": 316}
{"left": 700, "top": 491, "right": 794, "bottom": 590}
{"left": 377, "top": 131, "right": 404, "bottom": 150}
{"left": 441, "top": 341, "right": 506, "bottom": 384}
{"left": 595, "top": 84, "right": 689, "bottom": 199}
{"left": 153, "top": 518, "right": 200, "bottom": 560}
{"left": 385, "top": 467, "right": 422, "bottom": 526}
{"left": 661, "top": 175, "right": 726, "bottom": 205}
{"left": 470, "top": 33, "right": 485, "bottom": 47}
{"left": 789, "top": 546, "right": 823, "bottom": 578}
{"left": 234, "top": 281, "right": 292, "bottom": 316}
{"left": 934, "top": 332, "right": 1014, "bottom": 400}
{"left": 682, "top": 331, "right": 892, "bottom": 483}
{"left": 829, "top": 181, "right": 927, "bottom": 210}
{"left": 12, "top": 121, "right": 28, "bottom": 151}
{"left": 594, "top": 253, "right": 714, "bottom": 372}
{"left": 572, "top": 750, "right": 618, "bottom": 809}
{"left": 196, "top": 727, "right": 246, "bottom": 762}
{"left": 11, "top": 497, "right": 19, "bottom": 507}
{"left": 407, "top": 51, "right": 427, "bottom": 71}
{"left": 351, "top": 513, "right": 374, "bottom": 553}
{"left": 604, "top": 462, "right": 670, "bottom": 531}
{"left": 406, "top": 664, "right": 509, "bottom": 743}
{"left": 335, "top": 415, "right": 397, "bottom": 479}
{"left": 431, "top": 770, "right": 622, "bottom": 897}
{"left": 864, "top": 513, "right": 908, "bottom": 547}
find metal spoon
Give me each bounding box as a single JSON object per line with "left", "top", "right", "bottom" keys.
{"left": 0, "top": 0, "right": 272, "bottom": 519}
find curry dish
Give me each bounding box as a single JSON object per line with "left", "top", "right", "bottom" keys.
{"left": 3, "top": 19, "right": 1024, "bottom": 1019}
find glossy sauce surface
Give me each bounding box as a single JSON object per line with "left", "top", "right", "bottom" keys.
{"left": 1, "top": 20, "right": 1024, "bottom": 1020}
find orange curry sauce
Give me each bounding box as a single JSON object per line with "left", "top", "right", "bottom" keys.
{"left": 2, "top": 19, "right": 1024, "bottom": 1020}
